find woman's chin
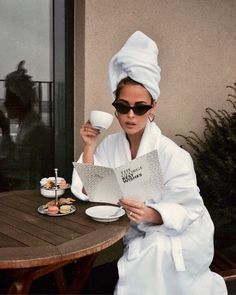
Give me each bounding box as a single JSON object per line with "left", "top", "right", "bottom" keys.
{"left": 125, "top": 127, "right": 145, "bottom": 137}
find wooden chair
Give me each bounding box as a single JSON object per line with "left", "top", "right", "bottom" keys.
{"left": 210, "top": 250, "right": 236, "bottom": 282}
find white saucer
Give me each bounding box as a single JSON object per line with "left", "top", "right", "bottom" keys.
{"left": 85, "top": 205, "right": 125, "bottom": 222}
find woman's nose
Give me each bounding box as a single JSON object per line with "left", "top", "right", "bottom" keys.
{"left": 127, "top": 109, "right": 135, "bottom": 117}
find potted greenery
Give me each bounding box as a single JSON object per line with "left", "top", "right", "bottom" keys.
{"left": 177, "top": 83, "right": 236, "bottom": 250}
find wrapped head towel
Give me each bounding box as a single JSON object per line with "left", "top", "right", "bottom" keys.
{"left": 109, "top": 31, "right": 161, "bottom": 101}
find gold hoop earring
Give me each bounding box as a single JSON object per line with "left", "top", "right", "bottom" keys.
{"left": 148, "top": 113, "right": 155, "bottom": 122}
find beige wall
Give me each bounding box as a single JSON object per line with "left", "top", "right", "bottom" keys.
{"left": 74, "top": 0, "right": 236, "bottom": 159}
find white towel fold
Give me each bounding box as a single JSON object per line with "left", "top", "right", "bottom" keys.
{"left": 109, "top": 31, "right": 161, "bottom": 101}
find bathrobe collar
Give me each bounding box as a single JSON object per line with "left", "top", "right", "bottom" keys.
{"left": 120, "top": 121, "right": 162, "bottom": 161}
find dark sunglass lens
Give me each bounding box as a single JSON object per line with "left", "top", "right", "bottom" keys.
{"left": 133, "top": 105, "right": 152, "bottom": 115}
{"left": 113, "top": 103, "right": 130, "bottom": 114}
{"left": 112, "top": 102, "right": 152, "bottom": 115}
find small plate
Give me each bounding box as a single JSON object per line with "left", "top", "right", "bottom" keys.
{"left": 85, "top": 205, "right": 125, "bottom": 222}
{"left": 37, "top": 205, "right": 76, "bottom": 216}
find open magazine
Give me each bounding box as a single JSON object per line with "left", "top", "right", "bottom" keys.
{"left": 73, "top": 150, "right": 163, "bottom": 204}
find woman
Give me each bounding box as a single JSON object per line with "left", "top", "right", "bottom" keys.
{"left": 71, "top": 31, "right": 227, "bottom": 295}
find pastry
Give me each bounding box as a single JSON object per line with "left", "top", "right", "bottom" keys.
{"left": 42, "top": 198, "right": 75, "bottom": 209}
{"left": 47, "top": 205, "right": 59, "bottom": 214}
{"left": 42, "top": 199, "right": 56, "bottom": 209}
{"left": 45, "top": 180, "right": 54, "bottom": 189}
{"left": 59, "top": 179, "right": 69, "bottom": 189}
{"left": 40, "top": 177, "right": 69, "bottom": 189}
{"left": 59, "top": 205, "right": 71, "bottom": 214}
{"left": 58, "top": 197, "right": 75, "bottom": 206}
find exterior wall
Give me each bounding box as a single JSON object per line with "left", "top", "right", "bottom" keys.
{"left": 74, "top": 0, "right": 236, "bottom": 159}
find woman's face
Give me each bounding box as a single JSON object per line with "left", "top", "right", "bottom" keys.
{"left": 116, "top": 84, "right": 157, "bottom": 137}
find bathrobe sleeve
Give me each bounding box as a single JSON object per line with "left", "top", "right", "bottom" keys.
{"left": 144, "top": 141, "right": 205, "bottom": 235}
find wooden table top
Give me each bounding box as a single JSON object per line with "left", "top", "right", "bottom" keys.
{"left": 0, "top": 190, "right": 129, "bottom": 269}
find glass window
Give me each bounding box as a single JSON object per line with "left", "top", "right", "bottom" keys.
{"left": 0, "top": 0, "right": 74, "bottom": 192}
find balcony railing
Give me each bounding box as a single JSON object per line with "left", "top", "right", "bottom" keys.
{"left": 0, "top": 80, "right": 54, "bottom": 129}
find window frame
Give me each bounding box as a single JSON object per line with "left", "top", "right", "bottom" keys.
{"left": 53, "top": 0, "right": 74, "bottom": 180}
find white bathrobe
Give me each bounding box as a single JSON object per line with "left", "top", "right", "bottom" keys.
{"left": 71, "top": 121, "right": 227, "bottom": 295}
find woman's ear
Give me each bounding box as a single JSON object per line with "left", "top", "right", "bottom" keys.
{"left": 152, "top": 100, "right": 158, "bottom": 111}
{"left": 148, "top": 101, "right": 157, "bottom": 122}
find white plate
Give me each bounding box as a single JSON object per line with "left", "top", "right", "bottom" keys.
{"left": 37, "top": 204, "right": 76, "bottom": 216}
{"left": 85, "top": 205, "right": 125, "bottom": 222}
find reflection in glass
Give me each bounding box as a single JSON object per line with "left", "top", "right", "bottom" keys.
{"left": 0, "top": 61, "right": 53, "bottom": 191}
{"left": 0, "top": 0, "right": 73, "bottom": 192}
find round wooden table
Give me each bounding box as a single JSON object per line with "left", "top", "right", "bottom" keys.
{"left": 0, "top": 190, "right": 129, "bottom": 294}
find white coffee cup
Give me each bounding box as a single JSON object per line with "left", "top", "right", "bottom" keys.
{"left": 90, "top": 110, "right": 113, "bottom": 130}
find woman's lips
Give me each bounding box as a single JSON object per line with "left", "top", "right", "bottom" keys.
{"left": 125, "top": 122, "right": 136, "bottom": 128}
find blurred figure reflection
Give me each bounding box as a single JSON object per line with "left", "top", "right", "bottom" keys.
{"left": 0, "top": 61, "right": 53, "bottom": 191}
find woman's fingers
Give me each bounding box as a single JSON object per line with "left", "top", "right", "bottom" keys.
{"left": 80, "top": 121, "right": 100, "bottom": 145}
{"left": 127, "top": 209, "right": 146, "bottom": 223}
{"left": 119, "top": 199, "right": 144, "bottom": 212}
{"left": 122, "top": 200, "right": 162, "bottom": 224}
{"left": 81, "top": 127, "right": 99, "bottom": 137}
{"left": 119, "top": 199, "right": 145, "bottom": 221}
{"left": 119, "top": 198, "right": 160, "bottom": 224}
{"left": 119, "top": 198, "right": 142, "bottom": 207}
{"left": 81, "top": 122, "right": 100, "bottom": 135}
{"left": 127, "top": 209, "right": 142, "bottom": 220}
{"left": 126, "top": 206, "right": 144, "bottom": 216}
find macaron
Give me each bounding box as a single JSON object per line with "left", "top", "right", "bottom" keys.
{"left": 47, "top": 205, "right": 59, "bottom": 214}
{"left": 59, "top": 205, "right": 71, "bottom": 214}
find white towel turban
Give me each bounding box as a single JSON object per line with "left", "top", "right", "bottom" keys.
{"left": 109, "top": 31, "right": 161, "bottom": 101}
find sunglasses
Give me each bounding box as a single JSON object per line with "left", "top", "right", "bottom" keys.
{"left": 112, "top": 101, "right": 153, "bottom": 115}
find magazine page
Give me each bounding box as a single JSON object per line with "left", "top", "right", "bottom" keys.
{"left": 73, "top": 150, "right": 163, "bottom": 204}
{"left": 114, "top": 150, "right": 163, "bottom": 202}
{"left": 72, "top": 162, "right": 122, "bottom": 204}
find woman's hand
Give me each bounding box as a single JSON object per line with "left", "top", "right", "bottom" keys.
{"left": 80, "top": 121, "right": 100, "bottom": 147}
{"left": 80, "top": 121, "right": 100, "bottom": 164}
{"left": 119, "top": 198, "right": 163, "bottom": 225}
